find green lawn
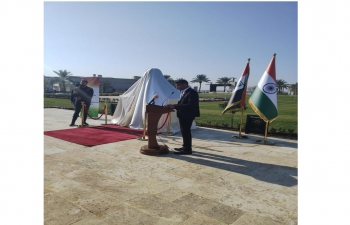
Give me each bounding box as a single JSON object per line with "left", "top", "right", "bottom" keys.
{"left": 44, "top": 93, "right": 298, "bottom": 134}
{"left": 197, "top": 94, "right": 297, "bottom": 132}
{"left": 44, "top": 97, "right": 111, "bottom": 114}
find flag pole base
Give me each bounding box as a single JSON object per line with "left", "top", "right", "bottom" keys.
{"left": 137, "top": 136, "right": 148, "bottom": 141}
{"left": 232, "top": 135, "right": 248, "bottom": 139}
{"left": 255, "top": 140, "right": 275, "bottom": 145}
{"left": 162, "top": 132, "right": 175, "bottom": 136}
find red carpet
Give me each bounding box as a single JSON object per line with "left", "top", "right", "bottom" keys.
{"left": 44, "top": 124, "right": 144, "bottom": 147}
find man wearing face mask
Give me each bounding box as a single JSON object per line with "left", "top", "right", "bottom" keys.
{"left": 69, "top": 79, "right": 94, "bottom": 126}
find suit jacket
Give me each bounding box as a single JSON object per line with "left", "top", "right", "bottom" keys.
{"left": 174, "top": 88, "right": 200, "bottom": 120}
{"left": 70, "top": 90, "right": 75, "bottom": 103}
{"left": 74, "top": 86, "right": 94, "bottom": 104}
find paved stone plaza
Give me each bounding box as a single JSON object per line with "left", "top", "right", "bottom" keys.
{"left": 44, "top": 108, "right": 298, "bottom": 225}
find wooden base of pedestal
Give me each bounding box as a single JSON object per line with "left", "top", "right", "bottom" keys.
{"left": 140, "top": 145, "right": 169, "bottom": 156}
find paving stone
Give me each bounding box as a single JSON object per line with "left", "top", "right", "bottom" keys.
{"left": 44, "top": 189, "right": 91, "bottom": 225}
{"left": 105, "top": 202, "right": 178, "bottom": 225}
{"left": 233, "top": 212, "right": 285, "bottom": 225}
{"left": 126, "top": 194, "right": 193, "bottom": 223}
{"left": 179, "top": 212, "right": 227, "bottom": 225}
{"left": 71, "top": 215, "right": 111, "bottom": 225}
{"left": 74, "top": 192, "right": 123, "bottom": 217}
{"left": 157, "top": 186, "right": 191, "bottom": 202}
{"left": 173, "top": 193, "right": 245, "bottom": 224}
{"left": 44, "top": 108, "right": 298, "bottom": 224}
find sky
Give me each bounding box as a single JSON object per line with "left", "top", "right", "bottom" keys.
{"left": 44, "top": 1, "right": 297, "bottom": 91}
{"left": 3, "top": 0, "right": 350, "bottom": 224}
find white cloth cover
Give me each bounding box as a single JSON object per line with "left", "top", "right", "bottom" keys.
{"left": 111, "top": 68, "right": 196, "bottom": 133}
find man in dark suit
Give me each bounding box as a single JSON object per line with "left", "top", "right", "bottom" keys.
{"left": 69, "top": 79, "right": 94, "bottom": 126}
{"left": 164, "top": 79, "right": 200, "bottom": 155}
{"left": 70, "top": 88, "right": 76, "bottom": 109}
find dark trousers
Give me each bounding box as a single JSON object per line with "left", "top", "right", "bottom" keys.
{"left": 71, "top": 101, "right": 90, "bottom": 124}
{"left": 178, "top": 117, "right": 194, "bottom": 151}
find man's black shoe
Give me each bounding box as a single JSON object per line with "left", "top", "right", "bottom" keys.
{"left": 174, "top": 147, "right": 183, "bottom": 151}
{"left": 69, "top": 124, "right": 76, "bottom": 126}
{"left": 174, "top": 150, "right": 192, "bottom": 155}
{"left": 84, "top": 122, "right": 89, "bottom": 126}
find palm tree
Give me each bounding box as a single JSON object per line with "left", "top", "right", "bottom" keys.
{"left": 50, "top": 77, "right": 61, "bottom": 85}
{"left": 216, "top": 77, "right": 232, "bottom": 92}
{"left": 288, "top": 82, "right": 298, "bottom": 95}
{"left": 276, "top": 79, "right": 288, "bottom": 94}
{"left": 163, "top": 74, "right": 175, "bottom": 86}
{"left": 53, "top": 70, "right": 73, "bottom": 92}
{"left": 190, "top": 74, "right": 211, "bottom": 93}
{"left": 174, "top": 78, "right": 186, "bottom": 82}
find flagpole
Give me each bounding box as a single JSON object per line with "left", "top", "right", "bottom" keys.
{"left": 238, "top": 58, "right": 250, "bottom": 139}
{"left": 243, "top": 58, "right": 250, "bottom": 137}
{"left": 263, "top": 54, "right": 275, "bottom": 144}
{"left": 239, "top": 107, "right": 244, "bottom": 137}
{"left": 263, "top": 121, "right": 269, "bottom": 144}
{"left": 101, "top": 103, "right": 107, "bottom": 125}
{"left": 231, "top": 112, "right": 234, "bottom": 129}
{"left": 78, "top": 102, "right": 85, "bottom": 128}
{"left": 248, "top": 53, "right": 277, "bottom": 145}
{"left": 137, "top": 111, "right": 148, "bottom": 141}
{"left": 162, "top": 112, "right": 175, "bottom": 136}
{"left": 242, "top": 57, "right": 250, "bottom": 137}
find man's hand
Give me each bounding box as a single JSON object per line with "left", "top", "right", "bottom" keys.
{"left": 164, "top": 104, "right": 174, "bottom": 109}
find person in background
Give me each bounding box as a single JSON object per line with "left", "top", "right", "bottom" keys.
{"left": 163, "top": 79, "right": 200, "bottom": 155}
{"left": 69, "top": 79, "right": 94, "bottom": 126}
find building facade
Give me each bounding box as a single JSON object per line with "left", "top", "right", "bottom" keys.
{"left": 47, "top": 74, "right": 141, "bottom": 93}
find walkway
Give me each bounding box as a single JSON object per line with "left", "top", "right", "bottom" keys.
{"left": 44, "top": 108, "right": 297, "bottom": 225}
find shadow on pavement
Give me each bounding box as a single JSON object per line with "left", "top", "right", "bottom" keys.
{"left": 164, "top": 151, "right": 297, "bottom": 187}
{"left": 192, "top": 127, "right": 298, "bottom": 149}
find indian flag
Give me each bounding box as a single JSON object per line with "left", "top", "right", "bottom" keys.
{"left": 222, "top": 59, "right": 250, "bottom": 114}
{"left": 248, "top": 54, "right": 278, "bottom": 122}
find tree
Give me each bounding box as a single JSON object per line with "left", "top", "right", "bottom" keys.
{"left": 175, "top": 78, "right": 186, "bottom": 82}
{"left": 216, "top": 77, "right": 232, "bottom": 92}
{"left": 44, "top": 76, "right": 60, "bottom": 90}
{"left": 276, "top": 79, "right": 288, "bottom": 94}
{"left": 49, "top": 77, "right": 61, "bottom": 85}
{"left": 163, "top": 74, "right": 175, "bottom": 86}
{"left": 190, "top": 74, "right": 211, "bottom": 93}
{"left": 44, "top": 77, "right": 50, "bottom": 90}
{"left": 53, "top": 70, "right": 73, "bottom": 92}
{"left": 288, "top": 82, "right": 298, "bottom": 95}
{"left": 101, "top": 81, "right": 115, "bottom": 93}
{"left": 172, "top": 78, "right": 187, "bottom": 87}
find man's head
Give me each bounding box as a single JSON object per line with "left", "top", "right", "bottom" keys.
{"left": 175, "top": 79, "right": 189, "bottom": 91}
{"left": 80, "top": 80, "right": 88, "bottom": 87}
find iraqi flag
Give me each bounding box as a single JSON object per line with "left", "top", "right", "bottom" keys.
{"left": 222, "top": 59, "right": 250, "bottom": 114}
{"left": 248, "top": 54, "right": 278, "bottom": 122}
